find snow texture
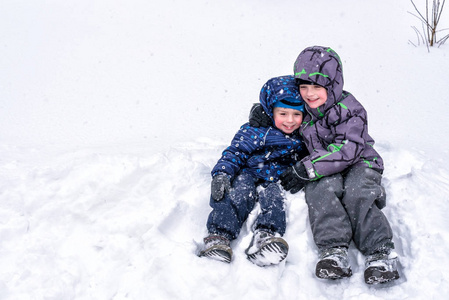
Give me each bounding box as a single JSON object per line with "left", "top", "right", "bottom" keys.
{"left": 1, "top": 0, "right": 449, "bottom": 299}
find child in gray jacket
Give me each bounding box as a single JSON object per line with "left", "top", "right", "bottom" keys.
{"left": 249, "top": 46, "right": 400, "bottom": 284}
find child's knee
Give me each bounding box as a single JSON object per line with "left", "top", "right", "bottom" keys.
{"left": 307, "top": 174, "right": 344, "bottom": 198}
{"left": 344, "top": 167, "right": 386, "bottom": 208}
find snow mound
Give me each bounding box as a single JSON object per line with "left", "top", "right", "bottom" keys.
{"left": 1, "top": 140, "right": 449, "bottom": 299}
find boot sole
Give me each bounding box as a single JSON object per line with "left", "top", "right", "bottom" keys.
{"left": 247, "top": 240, "right": 288, "bottom": 267}
{"left": 316, "top": 259, "right": 352, "bottom": 280}
{"left": 364, "top": 266, "right": 400, "bottom": 284}
{"left": 199, "top": 245, "right": 232, "bottom": 263}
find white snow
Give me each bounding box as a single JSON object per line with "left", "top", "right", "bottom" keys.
{"left": 1, "top": 0, "right": 449, "bottom": 299}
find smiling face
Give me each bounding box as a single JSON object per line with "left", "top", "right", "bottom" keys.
{"left": 272, "top": 107, "right": 303, "bottom": 134}
{"left": 299, "top": 84, "right": 328, "bottom": 109}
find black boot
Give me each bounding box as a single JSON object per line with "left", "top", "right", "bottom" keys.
{"left": 316, "top": 247, "right": 352, "bottom": 279}
{"left": 364, "top": 245, "right": 399, "bottom": 284}
{"left": 245, "top": 230, "right": 289, "bottom": 267}
{"left": 199, "top": 234, "right": 233, "bottom": 263}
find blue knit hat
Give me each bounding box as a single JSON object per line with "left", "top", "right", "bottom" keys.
{"left": 273, "top": 98, "right": 304, "bottom": 112}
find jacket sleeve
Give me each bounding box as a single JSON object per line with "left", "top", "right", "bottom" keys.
{"left": 211, "top": 124, "right": 265, "bottom": 179}
{"left": 301, "top": 113, "right": 368, "bottom": 180}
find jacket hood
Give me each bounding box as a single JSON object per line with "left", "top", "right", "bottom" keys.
{"left": 293, "top": 46, "right": 344, "bottom": 116}
{"left": 259, "top": 75, "right": 304, "bottom": 122}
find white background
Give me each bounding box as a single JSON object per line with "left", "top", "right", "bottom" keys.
{"left": 1, "top": 0, "right": 448, "bottom": 299}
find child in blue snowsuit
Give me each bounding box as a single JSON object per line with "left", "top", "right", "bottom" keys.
{"left": 199, "top": 75, "right": 306, "bottom": 266}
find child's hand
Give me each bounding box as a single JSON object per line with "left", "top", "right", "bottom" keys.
{"left": 249, "top": 103, "right": 271, "bottom": 127}
{"left": 280, "top": 163, "right": 309, "bottom": 194}
{"left": 211, "top": 174, "right": 231, "bottom": 201}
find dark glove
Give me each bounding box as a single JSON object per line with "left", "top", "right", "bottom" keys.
{"left": 211, "top": 174, "right": 231, "bottom": 201}
{"left": 280, "top": 162, "right": 309, "bottom": 194}
{"left": 249, "top": 103, "right": 272, "bottom": 127}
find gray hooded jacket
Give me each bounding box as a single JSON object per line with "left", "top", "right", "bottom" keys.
{"left": 294, "top": 46, "right": 384, "bottom": 180}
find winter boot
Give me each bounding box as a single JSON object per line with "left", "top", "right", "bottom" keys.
{"left": 199, "top": 234, "right": 233, "bottom": 263}
{"left": 364, "top": 246, "right": 399, "bottom": 284}
{"left": 316, "top": 247, "right": 352, "bottom": 279}
{"left": 245, "top": 230, "right": 289, "bottom": 267}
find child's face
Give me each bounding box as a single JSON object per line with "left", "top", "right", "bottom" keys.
{"left": 299, "top": 84, "right": 328, "bottom": 109}
{"left": 273, "top": 107, "right": 303, "bottom": 134}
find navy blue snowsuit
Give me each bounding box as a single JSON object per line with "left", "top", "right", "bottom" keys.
{"left": 206, "top": 76, "right": 305, "bottom": 240}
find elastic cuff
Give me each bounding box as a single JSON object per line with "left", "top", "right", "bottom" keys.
{"left": 317, "top": 242, "right": 350, "bottom": 252}
{"left": 212, "top": 172, "right": 231, "bottom": 179}
{"left": 208, "top": 230, "right": 234, "bottom": 241}
{"left": 255, "top": 225, "right": 280, "bottom": 237}
{"left": 368, "top": 241, "right": 395, "bottom": 256}
{"left": 302, "top": 159, "right": 316, "bottom": 179}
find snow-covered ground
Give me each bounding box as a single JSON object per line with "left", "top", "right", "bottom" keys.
{"left": 1, "top": 0, "right": 449, "bottom": 299}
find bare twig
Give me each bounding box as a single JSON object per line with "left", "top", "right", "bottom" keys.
{"left": 437, "top": 33, "right": 449, "bottom": 47}
{"left": 409, "top": 0, "right": 448, "bottom": 48}
{"left": 412, "top": 26, "right": 425, "bottom": 45}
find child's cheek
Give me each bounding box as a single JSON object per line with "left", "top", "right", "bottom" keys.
{"left": 274, "top": 119, "right": 283, "bottom": 129}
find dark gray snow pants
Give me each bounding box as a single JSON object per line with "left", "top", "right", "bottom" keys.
{"left": 304, "top": 165, "right": 393, "bottom": 255}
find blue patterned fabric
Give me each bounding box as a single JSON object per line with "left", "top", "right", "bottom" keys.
{"left": 211, "top": 75, "right": 304, "bottom": 182}
{"left": 259, "top": 75, "right": 304, "bottom": 118}
{"left": 207, "top": 173, "right": 287, "bottom": 240}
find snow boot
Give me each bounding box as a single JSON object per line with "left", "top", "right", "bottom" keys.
{"left": 316, "top": 247, "right": 352, "bottom": 279}
{"left": 245, "top": 230, "right": 289, "bottom": 267}
{"left": 364, "top": 248, "right": 400, "bottom": 284}
{"left": 199, "top": 234, "right": 233, "bottom": 263}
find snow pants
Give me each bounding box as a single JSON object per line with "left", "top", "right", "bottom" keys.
{"left": 305, "top": 165, "right": 393, "bottom": 255}
{"left": 206, "top": 172, "right": 286, "bottom": 240}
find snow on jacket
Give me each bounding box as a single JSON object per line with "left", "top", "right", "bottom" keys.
{"left": 211, "top": 75, "right": 305, "bottom": 182}
{"left": 293, "top": 46, "right": 384, "bottom": 180}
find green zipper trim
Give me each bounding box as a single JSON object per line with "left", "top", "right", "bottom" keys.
{"left": 304, "top": 120, "right": 314, "bottom": 127}
{"left": 363, "top": 159, "right": 373, "bottom": 168}
{"left": 327, "top": 48, "right": 342, "bottom": 65}
{"left": 311, "top": 143, "right": 343, "bottom": 164}
{"left": 295, "top": 68, "right": 307, "bottom": 77}
{"left": 337, "top": 103, "right": 348, "bottom": 109}
{"left": 313, "top": 171, "right": 324, "bottom": 180}
{"left": 309, "top": 72, "right": 329, "bottom": 78}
